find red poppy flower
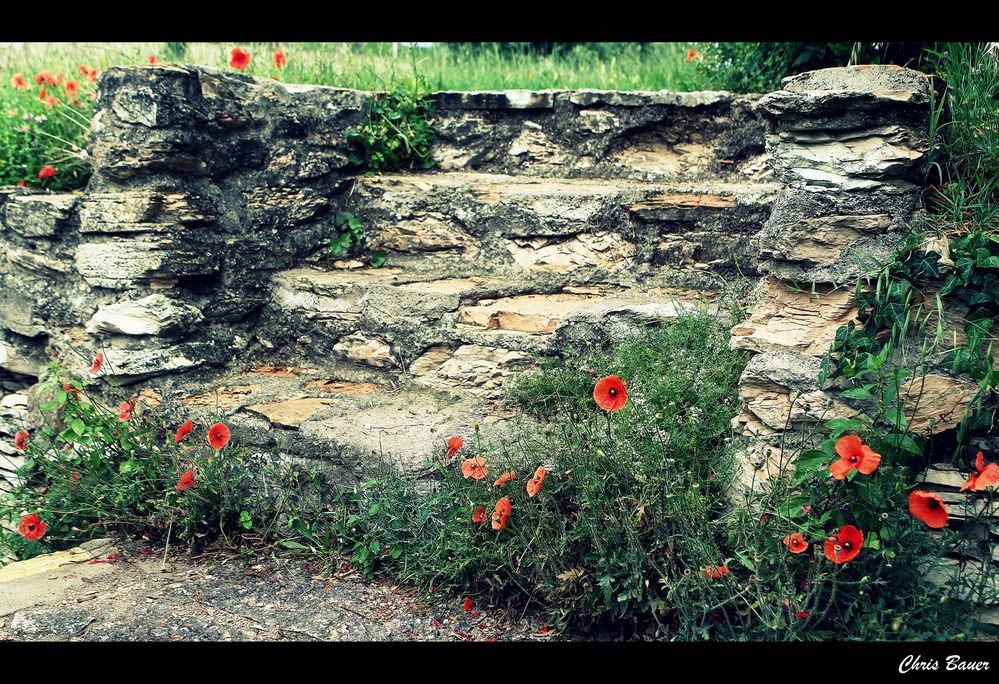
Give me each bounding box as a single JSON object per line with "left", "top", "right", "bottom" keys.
{"left": 87, "top": 68, "right": 98, "bottom": 83}
{"left": 445, "top": 435, "right": 464, "bottom": 458}
{"left": 16, "top": 181, "right": 26, "bottom": 187}
{"left": 686, "top": 49, "right": 701, "bottom": 62}
{"left": 62, "top": 382, "right": 81, "bottom": 400}
{"left": 13, "top": 430, "right": 28, "bottom": 451}
{"left": 491, "top": 497, "right": 511, "bottom": 531}
{"left": 909, "top": 490, "right": 948, "bottom": 529}
{"left": 704, "top": 564, "right": 730, "bottom": 579}
{"left": 960, "top": 451, "right": 999, "bottom": 492}
{"left": 829, "top": 434, "right": 881, "bottom": 480}
{"left": 56, "top": 73, "right": 64, "bottom": 86}
{"left": 796, "top": 610, "right": 810, "bottom": 619}
{"left": 45, "top": 95, "right": 60, "bottom": 109}
{"left": 38, "top": 87, "right": 47, "bottom": 101}
{"left": 273, "top": 48, "right": 287, "bottom": 69}
{"left": 784, "top": 532, "right": 809, "bottom": 554}
{"left": 18, "top": 513, "right": 46, "bottom": 541}
{"left": 471, "top": 507, "right": 487, "bottom": 525}
{"left": 208, "top": 422, "right": 231, "bottom": 450}
{"left": 593, "top": 375, "right": 628, "bottom": 411}
{"left": 71, "top": 471, "right": 82, "bottom": 481}
{"left": 461, "top": 456, "right": 488, "bottom": 480}
{"left": 118, "top": 400, "right": 134, "bottom": 421}
{"left": 34, "top": 70, "right": 52, "bottom": 86}
{"left": 65, "top": 80, "right": 79, "bottom": 98}
{"left": 79, "top": 64, "right": 90, "bottom": 77}
{"left": 493, "top": 471, "right": 517, "bottom": 487}
{"left": 148, "top": 55, "right": 158, "bottom": 64}
{"left": 823, "top": 525, "right": 863, "bottom": 564}
{"left": 44, "top": 72, "right": 57, "bottom": 86}
{"left": 463, "top": 598, "right": 473, "bottom": 611}
{"left": 230, "top": 47, "right": 251, "bottom": 70}
{"left": 176, "top": 470, "right": 196, "bottom": 492}
{"left": 10, "top": 73, "right": 28, "bottom": 89}
{"left": 37, "top": 164, "right": 56, "bottom": 180}
{"left": 175, "top": 420, "right": 194, "bottom": 443}
{"left": 526, "top": 466, "right": 546, "bottom": 497}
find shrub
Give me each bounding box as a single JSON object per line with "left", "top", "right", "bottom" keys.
{"left": 0, "top": 361, "right": 289, "bottom": 560}
{"left": 346, "top": 85, "right": 436, "bottom": 173}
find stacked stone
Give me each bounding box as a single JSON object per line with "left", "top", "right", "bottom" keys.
{"left": 729, "top": 65, "right": 997, "bottom": 625}
{"left": 729, "top": 65, "right": 946, "bottom": 485}
{"left": 0, "top": 66, "right": 373, "bottom": 393}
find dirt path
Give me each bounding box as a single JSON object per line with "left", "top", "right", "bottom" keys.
{"left": 0, "top": 538, "right": 558, "bottom": 642}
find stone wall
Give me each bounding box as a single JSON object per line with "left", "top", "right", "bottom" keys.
{"left": 0, "top": 64, "right": 775, "bottom": 484}
{"left": 0, "top": 65, "right": 772, "bottom": 386}
{"left": 728, "top": 65, "right": 997, "bottom": 621}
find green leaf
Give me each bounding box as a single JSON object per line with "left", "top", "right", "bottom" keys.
{"left": 390, "top": 547, "right": 402, "bottom": 559}
{"left": 825, "top": 418, "right": 865, "bottom": 437}
{"left": 370, "top": 250, "right": 387, "bottom": 268}
{"left": 368, "top": 503, "right": 381, "bottom": 516}
{"left": 840, "top": 387, "right": 873, "bottom": 400}
{"left": 118, "top": 460, "right": 138, "bottom": 475}
{"left": 369, "top": 539, "right": 381, "bottom": 554}
{"left": 38, "top": 401, "right": 60, "bottom": 412}
{"left": 280, "top": 540, "right": 311, "bottom": 551}
{"left": 71, "top": 418, "right": 86, "bottom": 436}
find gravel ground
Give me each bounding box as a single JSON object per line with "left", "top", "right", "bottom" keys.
{"left": 0, "top": 538, "right": 565, "bottom": 642}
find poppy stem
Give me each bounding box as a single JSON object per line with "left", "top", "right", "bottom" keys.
{"left": 161, "top": 518, "right": 173, "bottom": 571}
{"left": 606, "top": 412, "right": 613, "bottom": 441}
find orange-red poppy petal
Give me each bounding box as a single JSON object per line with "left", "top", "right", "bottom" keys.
{"left": 909, "top": 490, "right": 948, "bottom": 529}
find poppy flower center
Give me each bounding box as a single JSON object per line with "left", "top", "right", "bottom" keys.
{"left": 842, "top": 542, "right": 852, "bottom": 550}
{"left": 848, "top": 455, "right": 858, "bottom": 463}
{"left": 928, "top": 499, "right": 939, "bottom": 508}
{"left": 27, "top": 523, "right": 35, "bottom": 531}
{"left": 608, "top": 388, "right": 617, "bottom": 396}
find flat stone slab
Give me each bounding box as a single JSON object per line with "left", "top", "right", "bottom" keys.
{"left": 0, "top": 539, "right": 117, "bottom": 618}
{"left": 245, "top": 397, "right": 339, "bottom": 428}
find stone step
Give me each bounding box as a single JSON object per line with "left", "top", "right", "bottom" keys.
{"left": 258, "top": 265, "right": 719, "bottom": 398}
{"left": 429, "top": 89, "right": 770, "bottom": 184}
{"left": 147, "top": 363, "right": 520, "bottom": 479}
{"left": 339, "top": 172, "right": 777, "bottom": 284}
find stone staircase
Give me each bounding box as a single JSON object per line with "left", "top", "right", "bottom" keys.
{"left": 0, "top": 65, "right": 777, "bottom": 484}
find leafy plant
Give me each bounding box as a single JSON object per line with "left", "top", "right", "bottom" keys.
{"left": 346, "top": 86, "right": 436, "bottom": 173}
{"left": 329, "top": 210, "right": 386, "bottom": 267}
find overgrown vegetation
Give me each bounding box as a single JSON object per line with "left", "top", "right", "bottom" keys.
{"left": 0, "top": 360, "right": 319, "bottom": 561}
{"left": 346, "top": 85, "right": 436, "bottom": 173}
{"left": 328, "top": 210, "right": 386, "bottom": 267}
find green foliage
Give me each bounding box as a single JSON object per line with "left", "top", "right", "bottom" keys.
{"left": 328, "top": 210, "right": 386, "bottom": 267}
{"left": 0, "top": 363, "right": 287, "bottom": 560}
{"left": 924, "top": 43, "right": 999, "bottom": 236}
{"left": 703, "top": 42, "right": 933, "bottom": 93}
{"left": 346, "top": 86, "right": 436, "bottom": 173}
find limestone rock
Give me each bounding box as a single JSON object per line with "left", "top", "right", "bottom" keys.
{"left": 458, "top": 293, "right": 601, "bottom": 334}
{"left": 78, "top": 191, "right": 219, "bottom": 233}
{"left": 730, "top": 276, "right": 858, "bottom": 356}
{"left": 411, "top": 344, "right": 531, "bottom": 396}
{"left": 900, "top": 373, "right": 981, "bottom": 436}
{"left": 333, "top": 333, "right": 396, "bottom": 369}
{"left": 3, "top": 194, "right": 78, "bottom": 238}
{"left": 245, "top": 397, "right": 337, "bottom": 428}
{"left": 733, "top": 351, "right": 858, "bottom": 436}
{"left": 86, "top": 294, "right": 204, "bottom": 337}
{"left": 75, "top": 239, "right": 218, "bottom": 289}
{"left": 505, "top": 232, "right": 635, "bottom": 273}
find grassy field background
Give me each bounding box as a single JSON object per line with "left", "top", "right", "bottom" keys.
{"left": 0, "top": 42, "right": 715, "bottom": 92}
